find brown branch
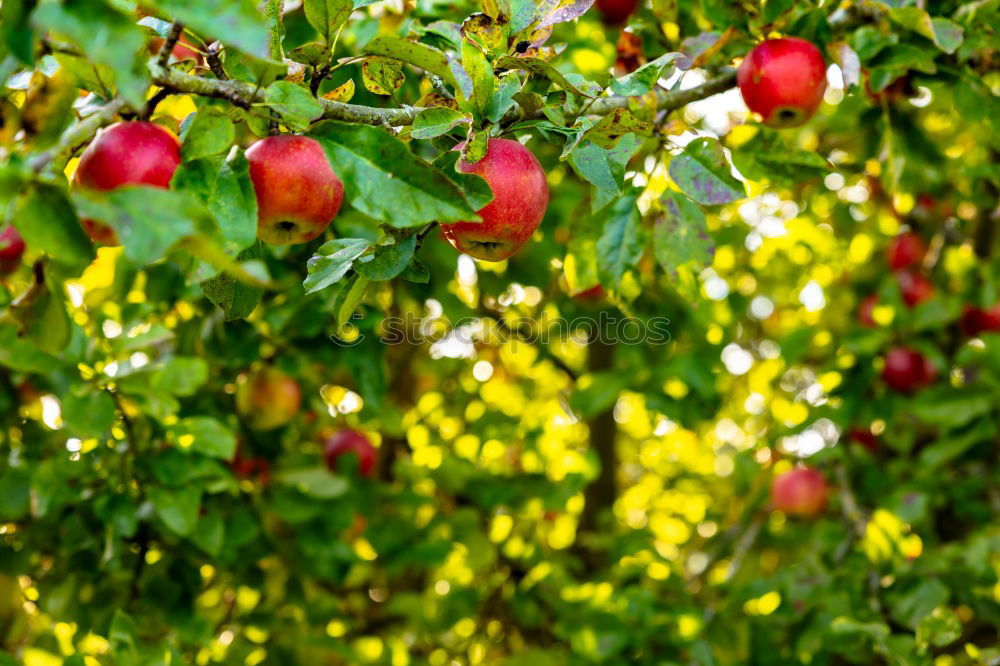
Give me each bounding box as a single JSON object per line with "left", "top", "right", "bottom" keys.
{"left": 157, "top": 21, "right": 184, "bottom": 70}
{"left": 206, "top": 41, "right": 228, "bottom": 80}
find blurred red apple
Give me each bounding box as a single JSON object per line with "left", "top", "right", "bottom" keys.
{"left": 323, "top": 429, "right": 377, "bottom": 477}
{"left": 235, "top": 367, "right": 302, "bottom": 430}
{"left": 960, "top": 304, "right": 1000, "bottom": 337}
{"left": 886, "top": 232, "right": 925, "bottom": 271}
{"left": 882, "top": 346, "right": 936, "bottom": 393}
{"left": 0, "top": 227, "right": 25, "bottom": 275}
{"left": 858, "top": 293, "right": 878, "bottom": 328}
{"left": 597, "top": 0, "right": 639, "bottom": 25}
{"left": 772, "top": 466, "right": 828, "bottom": 517}
{"left": 896, "top": 270, "right": 934, "bottom": 307}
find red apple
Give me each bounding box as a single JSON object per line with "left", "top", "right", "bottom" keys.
{"left": 149, "top": 34, "right": 203, "bottom": 65}
{"left": 245, "top": 135, "right": 344, "bottom": 245}
{"left": 440, "top": 138, "right": 549, "bottom": 262}
{"left": 882, "top": 346, "right": 936, "bottom": 393}
{"left": 960, "top": 304, "right": 1000, "bottom": 337}
{"left": 596, "top": 0, "right": 639, "bottom": 24}
{"left": 323, "top": 429, "right": 377, "bottom": 477}
{"left": 858, "top": 293, "right": 878, "bottom": 328}
{"left": 772, "top": 466, "right": 827, "bottom": 517}
{"left": 74, "top": 121, "right": 182, "bottom": 245}
{"left": 235, "top": 366, "right": 302, "bottom": 430}
{"left": 737, "top": 37, "right": 827, "bottom": 128}
{"left": 896, "top": 270, "right": 934, "bottom": 308}
{"left": 574, "top": 284, "right": 606, "bottom": 302}
{"left": 849, "top": 427, "right": 878, "bottom": 452}
{"left": 886, "top": 232, "right": 925, "bottom": 271}
{"left": 0, "top": 227, "right": 25, "bottom": 275}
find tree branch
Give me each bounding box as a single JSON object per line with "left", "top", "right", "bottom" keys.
{"left": 157, "top": 21, "right": 184, "bottom": 70}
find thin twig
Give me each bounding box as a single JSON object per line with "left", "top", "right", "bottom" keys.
{"left": 157, "top": 21, "right": 184, "bottom": 69}
{"left": 206, "top": 41, "right": 227, "bottom": 80}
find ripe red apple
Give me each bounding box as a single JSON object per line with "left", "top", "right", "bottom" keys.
{"left": 886, "top": 232, "right": 925, "bottom": 271}
{"left": 235, "top": 366, "right": 302, "bottom": 430}
{"left": 440, "top": 138, "right": 549, "bottom": 262}
{"left": 882, "top": 346, "right": 937, "bottom": 393}
{"left": 737, "top": 37, "right": 828, "bottom": 128}
{"left": 596, "top": 0, "right": 639, "bottom": 24}
{"left": 323, "top": 429, "right": 377, "bottom": 477}
{"left": 0, "top": 227, "right": 25, "bottom": 275}
{"left": 73, "top": 121, "right": 182, "bottom": 245}
{"left": 772, "top": 466, "right": 827, "bottom": 517}
{"left": 961, "top": 304, "right": 1000, "bottom": 337}
{"left": 849, "top": 427, "right": 878, "bottom": 452}
{"left": 858, "top": 293, "right": 878, "bottom": 328}
{"left": 896, "top": 270, "right": 934, "bottom": 308}
{"left": 245, "top": 135, "right": 344, "bottom": 245}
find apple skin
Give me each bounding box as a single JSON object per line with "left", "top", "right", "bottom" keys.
{"left": 596, "top": 0, "right": 639, "bottom": 24}
{"left": 961, "top": 304, "right": 1000, "bottom": 337}
{"left": 574, "top": 284, "right": 606, "bottom": 302}
{"left": 235, "top": 367, "right": 303, "bottom": 431}
{"left": 849, "top": 427, "right": 878, "bottom": 452}
{"left": 737, "top": 38, "right": 827, "bottom": 128}
{"left": 440, "top": 138, "right": 549, "bottom": 262}
{"left": 323, "top": 429, "right": 377, "bottom": 478}
{"left": 886, "top": 232, "right": 926, "bottom": 271}
{"left": 772, "top": 467, "right": 827, "bottom": 517}
{"left": 858, "top": 293, "right": 878, "bottom": 328}
{"left": 245, "top": 135, "right": 344, "bottom": 245}
{"left": 74, "top": 121, "right": 182, "bottom": 245}
{"left": 896, "top": 270, "right": 934, "bottom": 308}
{"left": 882, "top": 346, "right": 937, "bottom": 393}
{"left": 0, "top": 227, "right": 25, "bottom": 275}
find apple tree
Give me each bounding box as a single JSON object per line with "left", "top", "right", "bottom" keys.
{"left": 1, "top": 0, "right": 999, "bottom": 663}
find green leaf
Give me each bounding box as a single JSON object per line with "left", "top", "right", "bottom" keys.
{"left": 890, "top": 580, "right": 950, "bottom": 629}
{"left": 71, "top": 187, "right": 219, "bottom": 265}
{"left": 889, "top": 7, "right": 963, "bottom": 54}
{"left": 173, "top": 152, "right": 258, "bottom": 253}
{"left": 356, "top": 233, "right": 417, "bottom": 280}
{"left": 200, "top": 244, "right": 265, "bottom": 321}
{"left": 149, "top": 486, "right": 202, "bottom": 537}
{"left": 583, "top": 109, "right": 649, "bottom": 149}
{"left": 266, "top": 81, "right": 325, "bottom": 131}
{"left": 669, "top": 137, "right": 745, "bottom": 205}
{"left": 596, "top": 193, "right": 642, "bottom": 287}
{"left": 334, "top": 273, "right": 370, "bottom": 326}
{"left": 309, "top": 121, "right": 480, "bottom": 228}
{"left": 181, "top": 110, "right": 236, "bottom": 162}
{"left": 146, "top": 0, "right": 271, "bottom": 59}
{"left": 916, "top": 607, "right": 962, "bottom": 648}
{"left": 149, "top": 357, "right": 210, "bottom": 397}
{"left": 570, "top": 371, "right": 628, "bottom": 418}
{"left": 568, "top": 134, "right": 641, "bottom": 194}
{"left": 304, "top": 0, "right": 353, "bottom": 46}
{"left": 462, "top": 39, "right": 495, "bottom": 116}
{"left": 362, "top": 56, "right": 405, "bottom": 95}
{"left": 496, "top": 56, "right": 593, "bottom": 97}
{"left": 11, "top": 184, "right": 95, "bottom": 273}
{"left": 0, "top": 466, "right": 30, "bottom": 520}
{"left": 917, "top": 421, "right": 995, "bottom": 470}
{"left": 910, "top": 388, "right": 996, "bottom": 428}
{"left": 1, "top": 0, "right": 37, "bottom": 65}
{"left": 109, "top": 609, "right": 139, "bottom": 663}
{"left": 411, "top": 107, "right": 472, "bottom": 139}
{"left": 610, "top": 53, "right": 682, "bottom": 97}
{"left": 432, "top": 151, "right": 494, "bottom": 211}
{"left": 731, "top": 129, "right": 831, "bottom": 184}
{"left": 167, "top": 416, "right": 237, "bottom": 459}
{"left": 504, "top": 0, "right": 536, "bottom": 34}
{"left": 536, "top": 0, "right": 598, "bottom": 30}
{"left": 0, "top": 323, "right": 63, "bottom": 374}
{"left": 365, "top": 35, "right": 457, "bottom": 87}
{"left": 191, "top": 510, "right": 225, "bottom": 557}
{"left": 62, "top": 389, "right": 117, "bottom": 439}
{"left": 9, "top": 265, "right": 71, "bottom": 355}
{"left": 32, "top": 0, "right": 149, "bottom": 105}
{"left": 304, "top": 237, "right": 372, "bottom": 294}
{"left": 278, "top": 468, "right": 350, "bottom": 498}
{"left": 655, "top": 191, "right": 712, "bottom": 276}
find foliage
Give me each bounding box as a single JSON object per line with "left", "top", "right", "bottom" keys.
{"left": 1, "top": 0, "right": 1000, "bottom": 664}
